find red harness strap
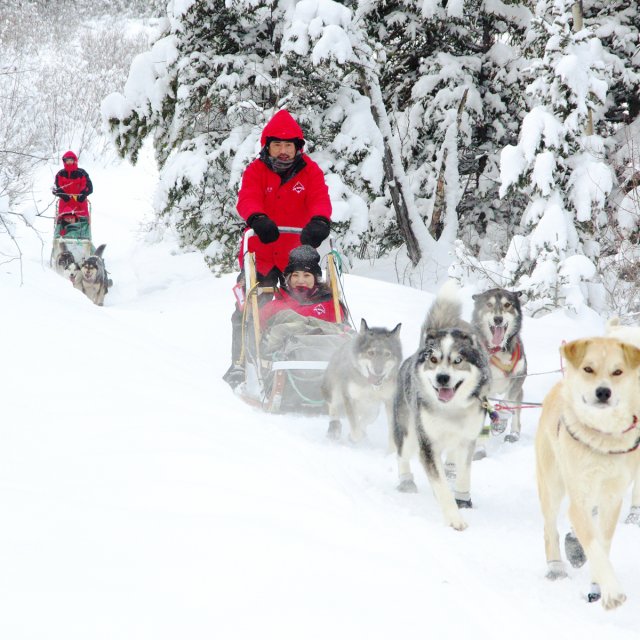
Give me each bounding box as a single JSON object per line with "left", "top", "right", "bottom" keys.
{"left": 490, "top": 340, "right": 522, "bottom": 375}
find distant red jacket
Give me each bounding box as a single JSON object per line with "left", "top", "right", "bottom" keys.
{"left": 54, "top": 151, "right": 93, "bottom": 218}
{"left": 260, "top": 287, "right": 345, "bottom": 327}
{"left": 237, "top": 110, "right": 331, "bottom": 275}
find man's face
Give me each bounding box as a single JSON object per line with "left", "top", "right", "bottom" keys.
{"left": 268, "top": 140, "right": 296, "bottom": 160}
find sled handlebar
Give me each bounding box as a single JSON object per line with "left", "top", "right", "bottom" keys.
{"left": 241, "top": 227, "right": 302, "bottom": 256}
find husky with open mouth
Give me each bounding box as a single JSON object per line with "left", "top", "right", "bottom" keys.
{"left": 472, "top": 288, "right": 527, "bottom": 443}
{"left": 393, "top": 281, "right": 491, "bottom": 530}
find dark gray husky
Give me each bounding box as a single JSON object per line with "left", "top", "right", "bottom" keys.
{"left": 394, "top": 281, "right": 490, "bottom": 530}
{"left": 75, "top": 244, "right": 110, "bottom": 306}
{"left": 471, "top": 288, "right": 527, "bottom": 443}
{"left": 322, "top": 319, "right": 402, "bottom": 449}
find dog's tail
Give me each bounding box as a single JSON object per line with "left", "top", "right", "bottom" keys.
{"left": 422, "top": 280, "right": 462, "bottom": 335}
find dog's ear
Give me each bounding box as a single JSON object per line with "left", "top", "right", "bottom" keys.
{"left": 94, "top": 244, "right": 106, "bottom": 258}
{"left": 515, "top": 290, "right": 524, "bottom": 299}
{"left": 472, "top": 293, "right": 480, "bottom": 301}
{"left": 360, "top": 318, "right": 369, "bottom": 333}
{"left": 391, "top": 323, "right": 401, "bottom": 336}
{"left": 621, "top": 343, "right": 640, "bottom": 370}
{"left": 561, "top": 339, "right": 589, "bottom": 367}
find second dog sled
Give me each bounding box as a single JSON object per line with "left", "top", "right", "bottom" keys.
{"left": 236, "top": 228, "right": 353, "bottom": 414}
{"left": 50, "top": 199, "right": 95, "bottom": 268}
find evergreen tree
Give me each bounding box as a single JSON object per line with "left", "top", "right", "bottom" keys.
{"left": 105, "top": 0, "right": 395, "bottom": 272}
{"left": 359, "top": 0, "right": 531, "bottom": 263}
{"left": 498, "top": 0, "right": 614, "bottom": 314}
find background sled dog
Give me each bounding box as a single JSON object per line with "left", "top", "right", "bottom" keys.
{"left": 393, "top": 281, "right": 490, "bottom": 530}
{"left": 75, "top": 244, "right": 109, "bottom": 306}
{"left": 322, "top": 319, "right": 402, "bottom": 448}
{"left": 535, "top": 337, "right": 640, "bottom": 609}
{"left": 472, "top": 288, "right": 527, "bottom": 443}
{"left": 605, "top": 318, "right": 640, "bottom": 525}
{"left": 53, "top": 241, "right": 80, "bottom": 284}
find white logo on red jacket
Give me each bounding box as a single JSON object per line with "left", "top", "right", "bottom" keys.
{"left": 313, "top": 304, "right": 327, "bottom": 316}
{"left": 292, "top": 181, "right": 305, "bottom": 194}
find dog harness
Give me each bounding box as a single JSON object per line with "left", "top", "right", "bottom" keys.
{"left": 489, "top": 339, "right": 522, "bottom": 375}
{"left": 559, "top": 415, "right": 640, "bottom": 455}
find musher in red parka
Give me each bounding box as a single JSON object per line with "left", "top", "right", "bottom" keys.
{"left": 53, "top": 150, "right": 93, "bottom": 221}
{"left": 223, "top": 109, "right": 333, "bottom": 388}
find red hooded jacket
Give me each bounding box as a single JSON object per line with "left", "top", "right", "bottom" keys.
{"left": 54, "top": 151, "right": 93, "bottom": 218}
{"left": 237, "top": 110, "right": 332, "bottom": 275}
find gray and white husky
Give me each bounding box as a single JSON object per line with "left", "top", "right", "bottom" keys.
{"left": 322, "top": 319, "right": 402, "bottom": 449}
{"left": 75, "top": 244, "right": 110, "bottom": 306}
{"left": 53, "top": 241, "right": 80, "bottom": 284}
{"left": 394, "top": 281, "right": 491, "bottom": 530}
{"left": 471, "top": 288, "right": 527, "bottom": 443}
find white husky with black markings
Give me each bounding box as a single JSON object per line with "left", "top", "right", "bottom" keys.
{"left": 393, "top": 281, "right": 491, "bottom": 530}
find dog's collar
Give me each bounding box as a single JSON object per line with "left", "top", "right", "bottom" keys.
{"left": 489, "top": 340, "right": 522, "bottom": 375}
{"left": 560, "top": 415, "right": 640, "bottom": 455}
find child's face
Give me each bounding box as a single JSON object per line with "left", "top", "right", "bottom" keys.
{"left": 290, "top": 271, "right": 315, "bottom": 289}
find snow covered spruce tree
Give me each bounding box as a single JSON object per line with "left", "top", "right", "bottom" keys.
{"left": 498, "top": 0, "right": 615, "bottom": 315}
{"left": 103, "top": 0, "right": 393, "bottom": 273}
{"left": 278, "top": 0, "right": 399, "bottom": 262}
{"left": 103, "top": 0, "right": 279, "bottom": 271}
{"left": 357, "top": 0, "right": 532, "bottom": 279}
{"left": 585, "top": 0, "right": 640, "bottom": 316}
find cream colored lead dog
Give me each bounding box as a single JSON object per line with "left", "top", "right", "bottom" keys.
{"left": 606, "top": 318, "right": 640, "bottom": 523}
{"left": 535, "top": 337, "right": 640, "bottom": 609}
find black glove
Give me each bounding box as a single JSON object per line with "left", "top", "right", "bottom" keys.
{"left": 247, "top": 213, "right": 279, "bottom": 244}
{"left": 300, "top": 216, "right": 330, "bottom": 248}
{"left": 60, "top": 194, "right": 71, "bottom": 202}
{"left": 77, "top": 193, "right": 87, "bottom": 202}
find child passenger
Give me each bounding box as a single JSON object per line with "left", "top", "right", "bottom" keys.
{"left": 259, "top": 245, "right": 346, "bottom": 327}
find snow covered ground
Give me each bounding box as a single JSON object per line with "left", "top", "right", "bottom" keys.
{"left": 2, "top": 146, "right": 639, "bottom": 639}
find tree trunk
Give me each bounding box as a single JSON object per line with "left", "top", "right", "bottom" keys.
{"left": 572, "top": 2, "right": 593, "bottom": 135}
{"left": 430, "top": 88, "right": 469, "bottom": 240}
{"left": 360, "top": 69, "right": 422, "bottom": 266}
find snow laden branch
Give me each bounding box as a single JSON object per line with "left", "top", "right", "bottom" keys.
{"left": 288, "top": 0, "right": 433, "bottom": 267}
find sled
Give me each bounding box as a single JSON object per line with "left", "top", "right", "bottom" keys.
{"left": 236, "top": 228, "right": 353, "bottom": 414}
{"left": 50, "top": 199, "right": 95, "bottom": 268}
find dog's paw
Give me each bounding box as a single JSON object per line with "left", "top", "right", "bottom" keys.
{"left": 444, "top": 461, "right": 456, "bottom": 480}
{"left": 472, "top": 446, "right": 487, "bottom": 461}
{"left": 504, "top": 432, "right": 520, "bottom": 443}
{"left": 624, "top": 505, "right": 640, "bottom": 525}
{"left": 564, "top": 531, "right": 587, "bottom": 568}
{"left": 601, "top": 589, "right": 626, "bottom": 610}
{"left": 586, "top": 582, "right": 601, "bottom": 604}
{"left": 545, "top": 561, "right": 567, "bottom": 581}
{"left": 397, "top": 477, "right": 418, "bottom": 493}
{"left": 326, "top": 420, "right": 341, "bottom": 441}
{"left": 448, "top": 514, "right": 468, "bottom": 531}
